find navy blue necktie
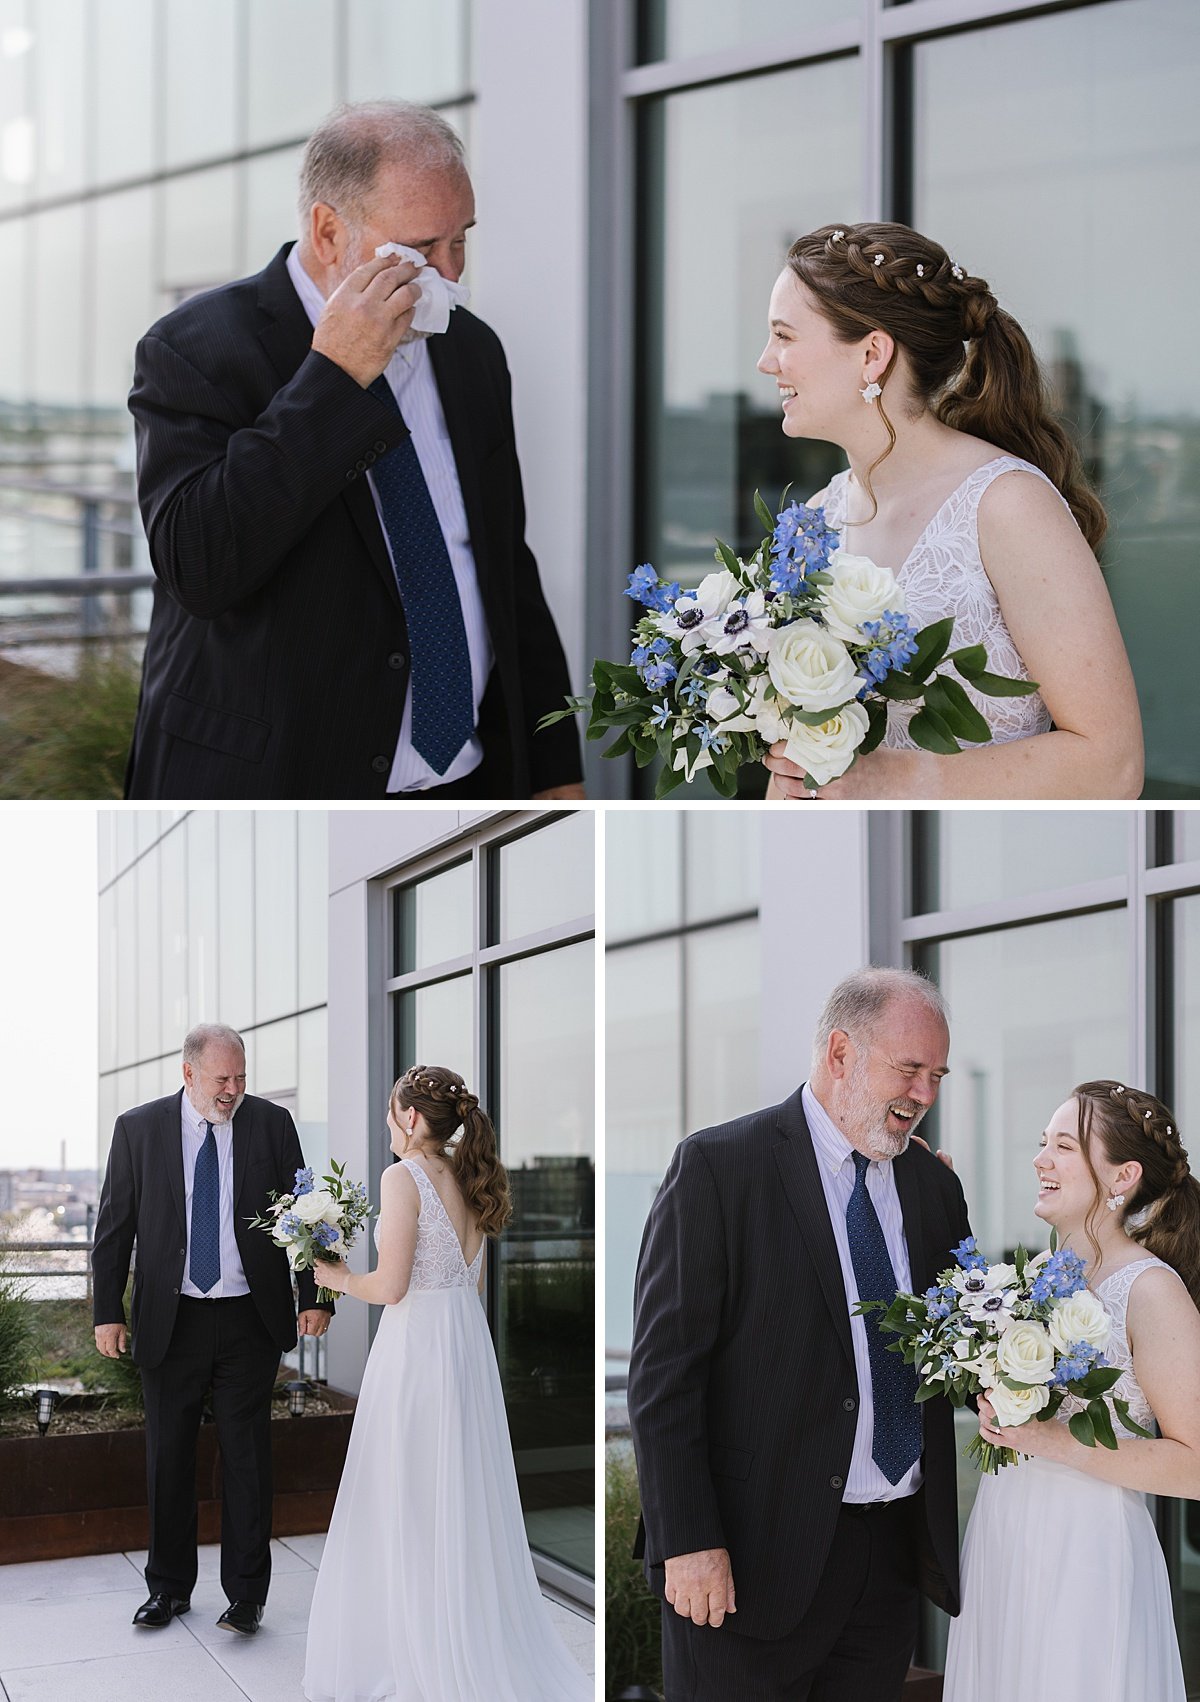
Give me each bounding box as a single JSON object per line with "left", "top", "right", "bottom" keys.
{"left": 367, "top": 374, "right": 474, "bottom": 776}
{"left": 189, "top": 1120, "right": 221, "bottom": 1294}
{"left": 846, "top": 1152, "right": 922, "bottom": 1483}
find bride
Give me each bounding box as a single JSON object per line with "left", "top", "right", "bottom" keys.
{"left": 756, "top": 222, "right": 1143, "bottom": 799}
{"left": 944, "top": 1080, "right": 1200, "bottom": 1701}
{"left": 302, "top": 1064, "right": 592, "bottom": 1702}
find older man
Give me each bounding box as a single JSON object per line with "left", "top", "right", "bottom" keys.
{"left": 124, "top": 100, "right": 583, "bottom": 801}
{"left": 92, "top": 1025, "right": 331, "bottom": 1636}
{"left": 628, "top": 967, "right": 971, "bottom": 1701}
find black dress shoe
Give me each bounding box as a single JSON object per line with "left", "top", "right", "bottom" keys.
{"left": 132, "top": 1592, "right": 190, "bottom": 1628}
{"left": 217, "top": 1600, "right": 264, "bottom": 1635}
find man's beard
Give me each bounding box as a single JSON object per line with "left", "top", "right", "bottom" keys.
{"left": 195, "top": 1089, "right": 244, "bottom": 1125}
{"left": 839, "top": 1057, "right": 926, "bottom": 1159}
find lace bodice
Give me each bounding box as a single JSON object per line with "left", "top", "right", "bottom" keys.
{"left": 821, "top": 456, "right": 1056, "bottom": 748}
{"left": 1058, "top": 1257, "right": 1176, "bottom": 1439}
{"left": 377, "top": 1159, "right": 484, "bottom": 1291}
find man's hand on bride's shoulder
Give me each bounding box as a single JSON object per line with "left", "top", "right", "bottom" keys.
{"left": 664, "top": 1547, "right": 736, "bottom": 1628}
{"left": 909, "top": 1133, "right": 955, "bottom": 1171}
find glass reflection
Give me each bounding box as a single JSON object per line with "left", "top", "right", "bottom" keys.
{"left": 495, "top": 941, "right": 594, "bottom": 1576}
{"left": 163, "top": 0, "right": 237, "bottom": 169}
{"left": 915, "top": 811, "right": 1128, "bottom": 913}
{"left": 684, "top": 812, "right": 761, "bottom": 923}
{"left": 33, "top": 0, "right": 85, "bottom": 198}
{"left": 92, "top": 187, "right": 155, "bottom": 412}
{"left": 93, "top": 0, "right": 155, "bottom": 188}
{"left": 639, "top": 0, "right": 858, "bottom": 63}
{"left": 162, "top": 164, "right": 240, "bottom": 300}
{"left": 245, "top": 0, "right": 337, "bottom": 150}
{"left": 216, "top": 812, "right": 255, "bottom": 1033}
{"left": 1170, "top": 894, "right": 1200, "bottom": 1689}
{"left": 910, "top": 0, "right": 1200, "bottom": 795}
{"left": 605, "top": 810, "right": 682, "bottom": 942}
{"left": 394, "top": 975, "right": 473, "bottom": 1075}
{"left": 684, "top": 920, "right": 761, "bottom": 1131}
{"left": 493, "top": 814, "right": 593, "bottom": 943}
{"left": 243, "top": 145, "right": 305, "bottom": 271}
{"left": 255, "top": 811, "right": 298, "bottom": 1023}
{"left": 346, "top": 0, "right": 471, "bottom": 104}
{"left": 31, "top": 205, "right": 85, "bottom": 405}
{"left": 394, "top": 861, "right": 474, "bottom": 974}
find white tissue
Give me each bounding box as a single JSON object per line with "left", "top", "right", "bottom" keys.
{"left": 373, "top": 242, "right": 470, "bottom": 336}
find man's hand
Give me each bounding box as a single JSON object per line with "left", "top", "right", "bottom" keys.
{"left": 298, "top": 1309, "right": 331, "bottom": 1337}
{"left": 664, "top": 1547, "right": 736, "bottom": 1627}
{"left": 532, "top": 784, "right": 587, "bottom": 800}
{"left": 94, "top": 1323, "right": 127, "bottom": 1359}
{"left": 910, "top": 1133, "right": 955, "bottom": 1171}
{"left": 311, "top": 254, "right": 423, "bottom": 388}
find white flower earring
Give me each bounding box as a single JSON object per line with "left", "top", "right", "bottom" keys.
{"left": 1107, "top": 1193, "right": 1126, "bottom": 1212}
{"left": 860, "top": 380, "right": 882, "bottom": 404}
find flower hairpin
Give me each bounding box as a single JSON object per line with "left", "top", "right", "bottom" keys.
{"left": 952, "top": 264, "right": 965, "bottom": 281}
{"left": 873, "top": 253, "right": 885, "bottom": 266}
{"left": 831, "top": 229, "right": 845, "bottom": 242}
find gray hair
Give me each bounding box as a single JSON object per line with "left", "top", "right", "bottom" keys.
{"left": 182, "top": 1024, "right": 245, "bottom": 1067}
{"left": 811, "top": 967, "right": 949, "bottom": 1069}
{"left": 297, "top": 100, "right": 467, "bottom": 227}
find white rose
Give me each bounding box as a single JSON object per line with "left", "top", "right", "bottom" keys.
{"left": 819, "top": 550, "right": 905, "bottom": 643}
{"left": 749, "top": 675, "right": 790, "bottom": 744}
{"left": 995, "top": 1319, "right": 1055, "bottom": 1386}
{"left": 1047, "top": 1291, "right": 1112, "bottom": 1355}
{"left": 987, "top": 1380, "right": 1051, "bottom": 1429}
{"left": 767, "top": 620, "right": 859, "bottom": 713}
{"left": 780, "top": 702, "right": 870, "bottom": 787}
{"left": 290, "top": 1188, "right": 336, "bottom": 1224}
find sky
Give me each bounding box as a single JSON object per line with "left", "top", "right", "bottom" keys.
{"left": 0, "top": 810, "right": 98, "bottom": 1172}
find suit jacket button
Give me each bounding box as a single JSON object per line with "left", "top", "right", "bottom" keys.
{"left": 843, "top": 1397, "right": 856, "bottom": 1411}
{"left": 387, "top": 652, "right": 405, "bottom": 670}
{"left": 345, "top": 469, "right": 356, "bottom": 480}
{"left": 173, "top": 1287, "right": 179, "bottom": 1295}
{"left": 371, "top": 755, "right": 390, "bottom": 774}
{"left": 355, "top": 458, "right": 368, "bottom": 472}
{"left": 830, "top": 1475, "right": 844, "bottom": 1489}
{"left": 374, "top": 440, "right": 387, "bottom": 453}
{"left": 365, "top": 451, "right": 376, "bottom": 464}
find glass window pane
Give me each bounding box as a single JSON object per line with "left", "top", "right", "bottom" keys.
{"left": 31, "top": 204, "right": 85, "bottom": 406}
{"left": 1174, "top": 813, "right": 1200, "bottom": 864}
{"left": 136, "top": 853, "right": 161, "bottom": 1061}
{"left": 605, "top": 809, "right": 681, "bottom": 941}
{"left": 346, "top": 0, "right": 471, "bottom": 104}
{"left": 911, "top": 0, "right": 1200, "bottom": 795}
{"left": 1171, "top": 893, "right": 1200, "bottom": 1687}
{"left": 298, "top": 808, "right": 327, "bottom": 1009}
{"left": 92, "top": 0, "right": 156, "bottom": 187}
{"left": 684, "top": 919, "right": 761, "bottom": 1132}
{"left": 217, "top": 812, "right": 255, "bottom": 1032}
{"left": 163, "top": 0, "right": 237, "bottom": 170}
{"left": 0, "top": 218, "right": 27, "bottom": 407}
{"left": 254, "top": 811, "right": 297, "bottom": 1024}
{"left": 245, "top": 0, "right": 337, "bottom": 151}
{"left": 915, "top": 812, "right": 1129, "bottom": 913}
{"left": 242, "top": 144, "right": 304, "bottom": 273}
{"left": 394, "top": 861, "right": 474, "bottom": 974}
{"left": 394, "top": 975, "right": 473, "bottom": 1076}
{"left": 160, "top": 822, "right": 188, "bottom": 1050}
{"left": 297, "top": 1005, "right": 328, "bottom": 1174}
{"left": 33, "top": 0, "right": 86, "bottom": 198}
{"left": 92, "top": 186, "right": 155, "bottom": 412}
{"left": 684, "top": 812, "right": 761, "bottom": 923}
{"left": 0, "top": 0, "right": 34, "bottom": 214}
{"left": 495, "top": 940, "right": 594, "bottom": 1577}
{"left": 162, "top": 163, "right": 240, "bottom": 300}
{"left": 493, "top": 815, "right": 594, "bottom": 943}
{"left": 187, "top": 810, "right": 218, "bottom": 1024}
{"left": 255, "top": 1014, "right": 298, "bottom": 1098}
{"left": 639, "top": 0, "right": 857, "bottom": 63}
{"left": 605, "top": 937, "right": 682, "bottom": 1354}
{"left": 98, "top": 885, "right": 117, "bottom": 1072}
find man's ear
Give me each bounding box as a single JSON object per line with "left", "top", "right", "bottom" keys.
{"left": 308, "top": 201, "right": 346, "bottom": 270}
{"left": 826, "top": 1028, "right": 854, "bottom": 1082}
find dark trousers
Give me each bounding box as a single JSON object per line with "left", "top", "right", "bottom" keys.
{"left": 661, "top": 1499, "right": 921, "bottom": 1702}
{"left": 139, "top": 1295, "right": 280, "bottom": 1604}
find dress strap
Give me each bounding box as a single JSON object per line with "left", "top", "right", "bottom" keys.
{"left": 960, "top": 455, "right": 1072, "bottom": 519}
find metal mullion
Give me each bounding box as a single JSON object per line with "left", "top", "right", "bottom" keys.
{"left": 862, "top": 0, "right": 886, "bottom": 220}
{"left": 621, "top": 21, "right": 863, "bottom": 99}
{"left": 900, "top": 877, "right": 1128, "bottom": 944}
{"left": 384, "top": 954, "right": 475, "bottom": 996}
{"left": 1129, "top": 810, "right": 1152, "bottom": 1093}
{"left": 877, "top": 0, "right": 1100, "bottom": 45}
{"left": 605, "top": 907, "right": 759, "bottom": 954}
{"left": 1144, "top": 859, "right": 1200, "bottom": 900}
{"left": 478, "top": 921, "right": 596, "bottom": 972}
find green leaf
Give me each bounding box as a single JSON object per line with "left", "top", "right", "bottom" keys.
{"left": 1068, "top": 1410, "right": 1097, "bottom": 1449}
{"left": 859, "top": 697, "right": 888, "bottom": 756}
{"left": 1089, "top": 1398, "right": 1118, "bottom": 1451}
{"left": 925, "top": 675, "right": 993, "bottom": 745}
{"left": 605, "top": 728, "right": 634, "bottom": 759}
{"left": 873, "top": 671, "right": 925, "bottom": 702}
{"left": 1074, "top": 1366, "right": 1123, "bottom": 1399}
{"left": 714, "top": 537, "right": 742, "bottom": 578}
{"left": 906, "top": 616, "right": 956, "bottom": 684}
{"left": 753, "top": 489, "right": 776, "bottom": 535}
{"left": 536, "top": 700, "right": 588, "bottom": 732}
{"left": 653, "top": 761, "right": 686, "bottom": 799}
{"left": 965, "top": 670, "right": 1041, "bottom": 699}
{"left": 945, "top": 643, "right": 989, "bottom": 679}
{"left": 915, "top": 1381, "right": 945, "bottom": 1404}
{"left": 1112, "top": 1398, "right": 1156, "bottom": 1440}
{"left": 908, "top": 704, "right": 961, "bottom": 756}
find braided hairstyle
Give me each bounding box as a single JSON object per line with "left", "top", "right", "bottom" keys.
{"left": 391, "top": 1065, "right": 512, "bottom": 1237}
{"left": 1073, "top": 1079, "right": 1200, "bottom": 1310}
{"left": 785, "top": 222, "right": 1106, "bottom": 549}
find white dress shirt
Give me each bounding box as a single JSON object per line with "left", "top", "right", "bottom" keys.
{"left": 802, "top": 1081, "right": 923, "bottom": 1504}
{"left": 180, "top": 1090, "right": 250, "bottom": 1298}
{"left": 285, "top": 245, "right": 491, "bottom": 792}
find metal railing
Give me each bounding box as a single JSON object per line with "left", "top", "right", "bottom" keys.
{"left": 0, "top": 1238, "right": 95, "bottom": 1301}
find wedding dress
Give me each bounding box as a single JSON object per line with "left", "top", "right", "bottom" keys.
{"left": 302, "top": 1158, "right": 592, "bottom": 1701}
{"left": 820, "top": 456, "right": 1054, "bottom": 748}
{"left": 943, "top": 1257, "right": 1186, "bottom": 1701}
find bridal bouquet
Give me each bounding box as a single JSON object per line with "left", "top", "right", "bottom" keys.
{"left": 540, "top": 495, "right": 1037, "bottom": 797}
{"left": 855, "top": 1237, "right": 1154, "bottom": 1474}
{"left": 246, "top": 1161, "right": 372, "bottom": 1305}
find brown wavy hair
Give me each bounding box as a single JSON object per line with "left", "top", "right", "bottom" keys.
{"left": 1071, "top": 1080, "right": 1200, "bottom": 1310}
{"left": 392, "top": 1064, "right": 511, "bottom": 1237}
{"left": 785, "top": 222, "right": 1106, "bottom": 549}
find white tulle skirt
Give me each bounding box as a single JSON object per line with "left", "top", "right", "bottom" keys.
{"left": 302, "top": 1287, "right": 591, "bottom": 1702}
{"left": 944, "top": 1452, "right": 1185, "bottom": 1702}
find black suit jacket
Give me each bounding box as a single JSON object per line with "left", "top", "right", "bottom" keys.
{"left": 627, "top": 1087, "right": 972, "bottom": 1641}
{"left": 92, "top": 1090, "right": 328, "bottom": 1369}
{"left": 124, "top": 243, "right": 582, "bottom": 800}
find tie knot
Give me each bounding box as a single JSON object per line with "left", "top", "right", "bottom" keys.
{"left": 204, "top": 1120, "right": 214, "bottom": 1138}
{"left": 852, "top": 1151, "right": 871, "bottom": 1180}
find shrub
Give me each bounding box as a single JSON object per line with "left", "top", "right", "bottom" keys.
{"left": 0, "top": 1266, "right": 39, "bottom": 1407}
{"left": 0, "top": 645, "right": 140, "bottom": 799}
{"left": 605, "top": 1446, "right": 663, "bottom": 1700}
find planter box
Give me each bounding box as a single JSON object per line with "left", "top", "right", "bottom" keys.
{"left": 0, "top": 1391, "right": 356, "bottom": 1564}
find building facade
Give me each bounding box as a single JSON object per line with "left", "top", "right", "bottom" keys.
{"left": 606, "top": 806, "right": 1200, "bottom": 1678}
{"left": 3, "top": 0, "right": 1198, "bottom": 792}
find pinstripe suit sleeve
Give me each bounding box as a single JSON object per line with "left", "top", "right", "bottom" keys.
{"left": 92, "top": 1115, "right": 136, "bottom": 1327}
{"left": 130, "top": 335, "right": 406, "bottom": 619}
{"left": 628, "top": 1138, "right": 729, "bottom": 1564}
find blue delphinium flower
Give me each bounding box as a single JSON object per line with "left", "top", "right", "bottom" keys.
{"left": 860, "top": 611, "right": 920, "bottom": 684}
{"left": 624, "top": 563, "right": 682, "bottom": 614}
{"left": 279, "top": 1211, "right": 303, "bottom": 1238}
{"left": 311, "top": 1220, "right": 340, "bottom": 1251}
{"left": 642, "top": 658, "right": 678, "bottom": 692}
{"left": 769, "top": 502, "right": 840, "bottom": 593}
{"left": 953, "top": 1235, "right": 987, "bottom": 1272}
{"left": 293, "top": 1167, "right": 315, "bottom": 1197}
{"left": 1051, "top": 1341, "right": 1108, "bottom": 1386}
{"left": 650, "top": 701, "right": 672, "bottom": 729}
{"left": 923, "top": 1283, "right": 954, "bottom": 1322}
{"left": 1030, "top": 1247, "right": 1089, "bottom": 1305}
